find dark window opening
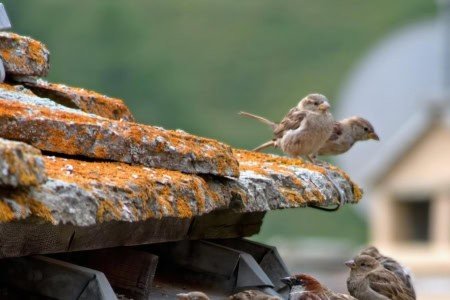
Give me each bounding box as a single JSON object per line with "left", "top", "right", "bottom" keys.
{"left": 393, "top": 198, "right": 430, "bottom": 242}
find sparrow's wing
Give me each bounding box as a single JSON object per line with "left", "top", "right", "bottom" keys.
{"left": 328, "top": 293, "right": 357, "bottom": 300}
{"left": 367, "top": 272, "right": 412, "bottom": 300}
{"left": 273, "top": 108, "right": 308, "bottom": 139}
{"left": 380, "top": 257, "right": 416, "bottom": 297}
{"left": 335, "top": 294, "right": 358, "bottom": 300}
{"left": 290, "top": 291, "right": 321, "bottom": 300}
{"left": 328, "top": 122, "right": 343, "bottom": 141}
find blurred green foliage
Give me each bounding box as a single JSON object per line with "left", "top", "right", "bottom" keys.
{"left": 4, "top": 0, "right": 435, "bottom": 243}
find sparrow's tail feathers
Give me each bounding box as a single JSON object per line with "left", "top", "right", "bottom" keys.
{"left": 253, "top": 140, "right": 275, "bottom": 152}
{"left": 239, "top": 111, "right": 277, "bottom": 130}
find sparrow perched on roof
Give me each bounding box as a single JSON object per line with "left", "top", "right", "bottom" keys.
{"left": 317, "top": 117, "right": 379, "bottom": 156}
{"left": 228, "top": 290, "right": 282, "bottom": 300}
{"left": 359, "top": 246, "right": 415, "bottom": 298}
{"left": 345, "top": 255, "right": 415, "bottom": 300}
{"left": 176, "top": 291, "right": 210, "bottom": 300}
{"left": 239, "top": 94, "right": 334, "bottom": 162}
{"left": 281, "top": 274, "right": 356, "bottom": 300}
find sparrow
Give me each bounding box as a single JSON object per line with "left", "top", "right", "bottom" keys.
{"left": 281, "top": 274, "right": 356, "bottom": 300}
{"left": 317, "top": 117, "right": 379, "bottom": 156}
{"left": 359, "top": 246, "right": 415, "bottom": 298}
{"left": 229, "top": 290, "right": 282, "bottom": 300}
{"left": 345, "top": 255, "right": 415, "bottom": 300}
{"left": 240, "top": 94, "right": 346, "bottom": 210}
{"left": 239, "top": 94, "right": 334, "bottom": 162}
{"left": 176, "top": 291, "right": 210, "bottom": 300}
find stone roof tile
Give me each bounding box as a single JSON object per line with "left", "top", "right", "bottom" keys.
{"left": 0, "top": 32, "right": 50, "bottom": 77}
{"left": 0, "top": 90, "right": 239, "bottom": 177}
{"left": 15, "top": 78, "right": 135, "bottom": 121}
{"left": 0, "top": 150, "right": 361, "bottom": 226}
{"left": 0, "top": 137, "right": 46, "bottom": 187}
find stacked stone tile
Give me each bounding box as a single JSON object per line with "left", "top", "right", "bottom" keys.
{"left": 0, "top": 32, "right": 362, "bottom": 258}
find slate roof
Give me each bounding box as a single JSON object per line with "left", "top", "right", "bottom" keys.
{"left": 0, "top": 32, "right": 362, "bottom": 258}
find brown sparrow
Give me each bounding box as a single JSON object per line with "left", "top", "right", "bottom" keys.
{"left": 281, "top": 274, "right": 356, "bottom": 300}
{"left": 318, "top": 117, "right": 379, "bottom": 156}
{"left": 176, "top": 291, "right": 210, "bottom": 300}
{"left": 345, "top": 255, "right": 415, "bottom": 300}
{"left": 359, "top": 246, "right": 415, "bottom": 298}
{"left": 229, "top": 290, "right": 281, "bottom": 300}
{"left": 240, "top": 94, "right": 334, "bottom": 162}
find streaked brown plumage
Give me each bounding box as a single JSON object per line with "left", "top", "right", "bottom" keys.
{"left": 359, "top": 246, "right": 415, "bottom": 298}
{"left": 229, "top": 290, "right": 281, "bottom": 300}
{"left": 239, "top": 94, "right": 334, "bottom": 161}
{"left": 281, "top": 274, "right": 356, "bottom": 300}
{"left": 345, "top": 255, "right": 415, "bottom": 300}
{"left": 176, "top": 291, "right": 210, "bottom": 300}
{"left": 318, "top": 117, "right": 379, "bottom": 156}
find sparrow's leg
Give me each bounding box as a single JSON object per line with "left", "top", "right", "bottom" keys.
{"left": 306, "top": 154, "right": 316, "bottom": 164}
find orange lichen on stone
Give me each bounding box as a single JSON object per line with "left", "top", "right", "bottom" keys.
{"left": 28, "top": 39, "right": 48, "bottom": 67}
{"left": 279, "top": 187, "right": 306, "bottom": 205}
{"left": 0, "top": 32, "right": 50, "bottom": 77}
{"left": 0, "top": 97, "right": 239, "bottom": 177}
{"left": 176, "top": 197, "right": 193, "bottom": 218}
{"left": 0, "top": 138, "right": 47, "bottom": 187}
{"left": 0, "top": 83, "right": 17, "bottom": 92}
{"left": 42, "top": 156, "right": 227, "bottom": 221}
{"left": 21, "top": 79, "right": 135, "bottom": 121}
{"left": 234, "top": 149, "right": 363, "bottom": 206}
{"left": 234, "top": 149, "right": 328, "bottom": 174}
{"left": 0, "top": 201, "right": 15, "bottom": 222}
{"left": 97, "top": 200, "right": 123, "bottom": 222}
{"left": 0, "top": 189, "right": 54, "bottom": 223}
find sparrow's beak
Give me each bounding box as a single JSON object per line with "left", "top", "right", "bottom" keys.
{"left": 318, "top": 102, "right": 330, "bottom": 112}
{"left": 345, "top": 260, "right": 356, "bottom": 269}
{"left": 281, "top": 276, "right": 294, "bottom": 286}
{"left": 369, "top": 132, "right": 380, "bottom": 141}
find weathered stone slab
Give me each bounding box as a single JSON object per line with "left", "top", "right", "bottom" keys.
{"left": 0, "top": 32, "right": 50, "bottom": 77}
{"left": 16, "top": 78, "right": 135, "bottom": 121}
{"left": 0, "top": 94, "right": 239, "bottom": 177}
{"left": 0, "top": 156, "right": 232, "bottom": 225}
{"left": 0, "top": 151, "right": 362, "bottom": 225}
{"left": 0, "top": 151, "right": 362, "bottom": 257}
{"left": 0, "top": 137, "right": 46, "bottom": 187}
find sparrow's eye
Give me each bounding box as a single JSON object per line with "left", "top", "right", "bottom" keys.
{"left": 364, "top": 127, "right": 369, "bottom": 132}
{"left": 314, "top": 101, "right": 319, "bottom": 106}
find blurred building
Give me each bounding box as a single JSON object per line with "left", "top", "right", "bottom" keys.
{"left": 337, "top": 2, "right": 450, "bottom": 299}
{"left": 370, "top": 107, "right": 450, "bottom": 297}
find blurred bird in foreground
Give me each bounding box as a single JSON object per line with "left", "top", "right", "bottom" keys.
{"left": 317, "top": 117, "right": 379, "bottom": 156}
{"left": 281, "top": 274, "right": 356, "bottom": 300}
{"left": 176, "top": 291, "right": 210, "bottom": 300}
{"left": 239, "top": 93, "right": 334, "bottom": 162}
{"left": 345, "top": 255, "right": 415, "bottom": 300}
{"left": 228, "top": 289, "right": 282, "bottom": 300}
{"left": 359, "top": 246, "right": 415, "bottom": 298}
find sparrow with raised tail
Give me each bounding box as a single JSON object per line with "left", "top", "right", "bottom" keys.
{"left": 240, "top": 94, "right": 334, "bottom": 162}
{"left": 229, "top": 290, "right": 282, "bottom": 300}
{"left": 359, "top": 246, "right": 415, "bottom": 298}
{"left": 317, "top": 117, "right": 379, "bottom": 156}
{"left": 345, "top": 255, "right": 415, "bottom": 300}
{"left": 281, "top": 274, "right": 356, "bottom": 300}
{"left": 176, "top": 291, "right": 210, "bottom": 300}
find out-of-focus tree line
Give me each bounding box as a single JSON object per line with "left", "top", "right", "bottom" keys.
{"left": 3, "top": 0, "right": 434, "bottom": 243}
